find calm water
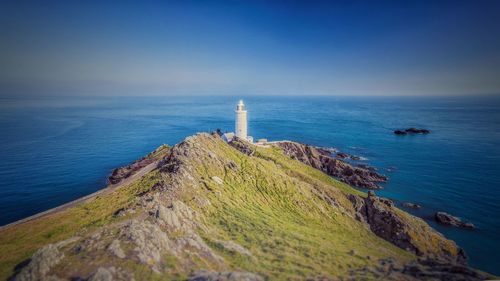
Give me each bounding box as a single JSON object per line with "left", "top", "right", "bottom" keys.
{"left": 0, "top": 95, "right": 499, "bottom": 274}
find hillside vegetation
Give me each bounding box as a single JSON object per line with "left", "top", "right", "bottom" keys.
{"left": 0, "top": 133, "right": 491, "bottom": 280}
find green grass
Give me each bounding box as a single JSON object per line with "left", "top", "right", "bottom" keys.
{"left": 181, "top": 135, "right": 413, "bottom": 279}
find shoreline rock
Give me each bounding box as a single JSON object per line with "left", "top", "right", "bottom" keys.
{"left": 401, "top": 202, "right": 421, "bottom": 209}
{"left": 357, "top": 164, "right": 377, "bottom": 172}
{"left": 348, "top": 192, "right": 467, "bottom": 264}
{"left": 435, "top": 212, "right": 475, "bottom": 229}
{"left": 270, "top": 141, "right": 387, "bottom": 189}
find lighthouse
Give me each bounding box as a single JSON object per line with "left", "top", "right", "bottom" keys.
{"left": 235, "top": 100, "right": 248, "bottom": 140}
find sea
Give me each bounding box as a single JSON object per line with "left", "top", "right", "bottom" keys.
{"left": 0, "top": 95, "right": 499, "bottom": 274}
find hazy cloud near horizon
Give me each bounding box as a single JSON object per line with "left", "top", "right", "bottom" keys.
{"left": 1, "top": 1, "right": 499, "bottom": 97}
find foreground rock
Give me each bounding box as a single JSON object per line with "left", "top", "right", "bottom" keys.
{"left": 271, "top": 140, "right": 387, "bottom": 189}
{"left": 435, "top": 212, "right": 475, "bottom": 229}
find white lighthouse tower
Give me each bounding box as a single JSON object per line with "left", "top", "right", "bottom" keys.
{"left": 235, "top": 100, "right": 248, "bottom": 140}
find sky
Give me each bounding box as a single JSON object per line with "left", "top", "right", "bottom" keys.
{"left": 0, "top": 0, "right": 499, "bottom": 97}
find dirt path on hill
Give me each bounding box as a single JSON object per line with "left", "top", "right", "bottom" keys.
{"left": 0, "top": 161, "right": 159, "bottom": 230}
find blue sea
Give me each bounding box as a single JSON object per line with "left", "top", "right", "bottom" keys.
{"left": 0, "top": 95, "right": 499, "bottom": 274}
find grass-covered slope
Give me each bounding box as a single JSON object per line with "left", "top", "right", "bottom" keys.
{"left": 189, "top": 136, "right": 412, "bottom": 279}
{"left": 0, "top": 133, "right": 490, "bottom": 280}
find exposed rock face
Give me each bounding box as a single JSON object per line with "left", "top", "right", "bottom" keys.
{"left": 348, "top": 192, "right": 466, "bottom": 263}
{"left": 121, "top": 219, "right": 172, "bottom": 272}
{"left": 273, "top": 141, "right": 387, "bottom": 189}
{"left": 435, "top": 212, "right": 475, "bottom": 229}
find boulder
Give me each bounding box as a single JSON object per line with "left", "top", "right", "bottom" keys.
{"left": 211, "top": 176, "right": 224, "bottom": 185}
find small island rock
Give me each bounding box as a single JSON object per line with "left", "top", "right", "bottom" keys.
{"left": 435, "top": 212, "right": 475, "bottom": 229}
{"left": 394, "top": 128, "right": 430, "bottom": 135}
{"left": 405, "top": 128, "right": 430, "bottom": 134}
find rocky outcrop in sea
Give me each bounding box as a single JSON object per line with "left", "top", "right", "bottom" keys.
{"left": 394, "top": 128, "right": 430, "bottom": 135}
{"left": 435, "top": 212, "right": 476, "bottom": 229}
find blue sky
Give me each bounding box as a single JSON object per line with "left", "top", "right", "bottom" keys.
{"left": 1, "top": 0, "right": 499, "bottom": 96}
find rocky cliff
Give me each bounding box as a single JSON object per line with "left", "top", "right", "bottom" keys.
{"left": 272, "top": 141, "right": 387, "bottom": 189}
{"left": 0, "top": 133, "right": 493, "bottom": 280}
